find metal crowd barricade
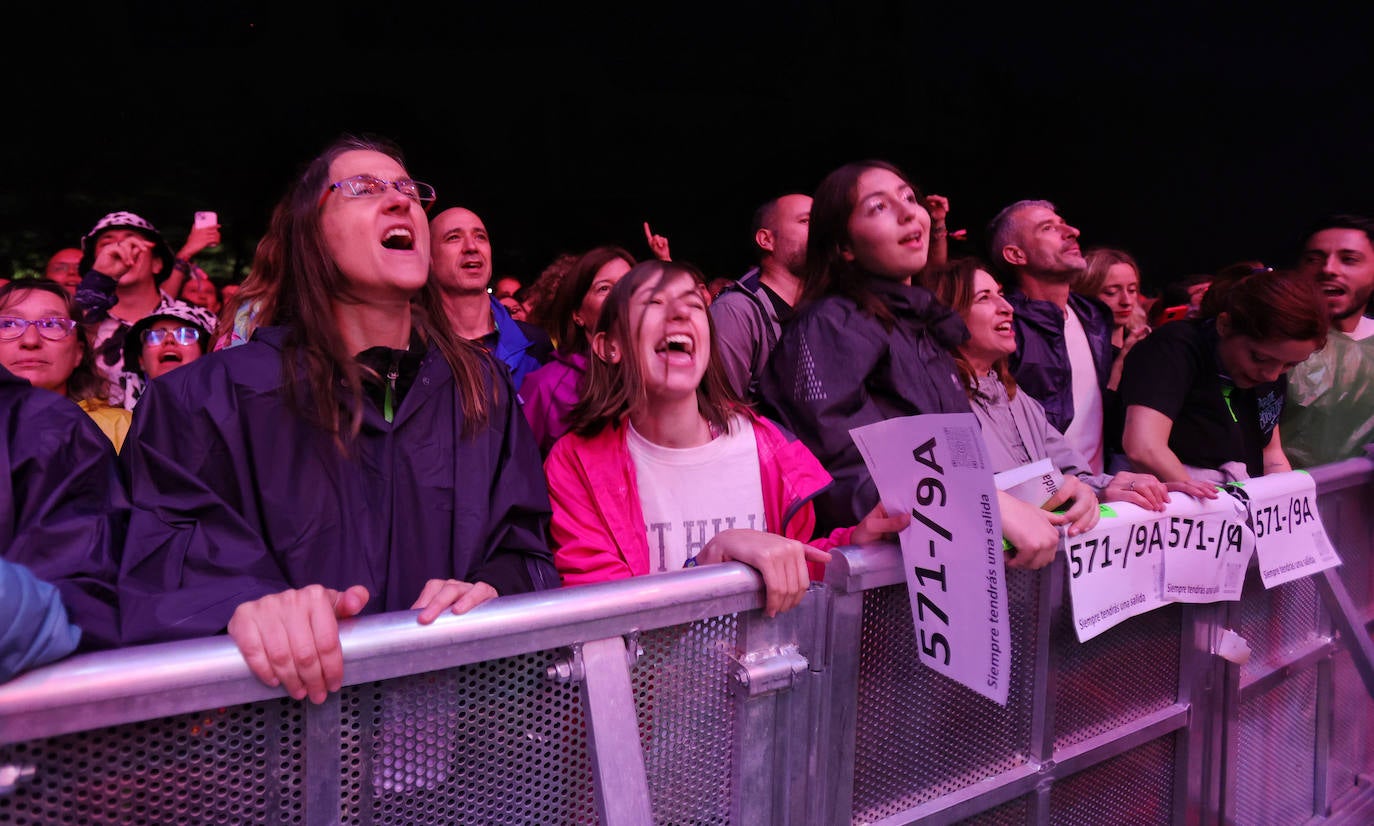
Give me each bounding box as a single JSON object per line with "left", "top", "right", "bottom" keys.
{"left": 1, "top": 455, "right": 1372, "bottom": 825}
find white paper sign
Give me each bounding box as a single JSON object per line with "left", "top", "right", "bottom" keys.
{"left": 1226, "top": 471, "right": 1340, "bottom": 588}
{"left": 1065, "top": 490, "right": 1256, "bottom": 642}
{"left": 850, "top": 413, "right": 1010, "bottom": 706}
{"left": 1158, "top": 490, "right": 1255, "bottom": 603}
{"left": 1064, "top": 502, "right": 1170, "bottom": 643}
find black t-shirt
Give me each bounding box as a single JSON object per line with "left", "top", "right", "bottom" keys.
{"left": 1120, "top": 318, "right": 1286, "bottom": 477}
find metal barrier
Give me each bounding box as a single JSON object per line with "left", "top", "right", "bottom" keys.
{"left": 2, "top": 456, "right": 1372, "bottom": 825}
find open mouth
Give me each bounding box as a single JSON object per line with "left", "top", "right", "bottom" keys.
{"left": 157, "top": 352, "right": 184, "bottom": 365}
{"left": 655, "top": 334, "right": 696, "bottom": 358}
{"left": 380, "top": 227, "right": 415, "bottom": 251}
{"left": 899, "top": 231, "right": 924, "bottom": 246}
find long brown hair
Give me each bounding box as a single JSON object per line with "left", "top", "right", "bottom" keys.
{"left": 547, "top": 245, "right": 636, "bottom": 356}
{"left": 0, "top": 280, "right": 109, "bottom": 402}
{"left": 920, "top": 257, "right": 1018, "bottom": 400}
{"left": 568, "top": 260, "right": 743, "bottom": 438}
{"left": 800, "top": 159, "right": 923, "bottom": 331}
{"left": 241, "top": 134, "right": 493, "bottom": 444}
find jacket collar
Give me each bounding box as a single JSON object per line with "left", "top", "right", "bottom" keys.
{"left": 864, "top": 277, "right": 970, "bottom": 349}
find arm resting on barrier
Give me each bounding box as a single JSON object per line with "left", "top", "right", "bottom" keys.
{"left": 698, "top": 529, "right": 829, "bottom": 617}
{"left": 1123, "top": 404, "right": 1196, "bottom": 482}
{"left": 0, "top": 557, "right": 83, "bottom": 682}
{"left": 227, "top": 583, "right": 370, "bottom": 704}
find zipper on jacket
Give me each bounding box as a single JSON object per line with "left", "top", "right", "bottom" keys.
{"left": 383, "top": 356, "right": 400, "bottom": 423}
{"left": 1220, "top": 385, "right": 1238, "bottom": 423}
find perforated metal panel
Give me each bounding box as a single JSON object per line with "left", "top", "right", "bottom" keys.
{"left": 1235, "top": 668, "right": 1318, "bottom": 826}
{"left": 1053, "top": 598, "right": 1182, "bottom": 748}
{"left": 1317, "top": 484, "right": 1373, "bottom": 609}
{"left": 0, "top": 699, "right": 301, "bottom": 824}
{"left": 338, "top": 650, "right": 595, "bottom": 826}
{"left": 958, "top": 795, "right": 1031, "bottom": 825}
{"left": 849, "top": 569, "right": 1039, "bottom": 824}
{"left": 633, "top": 615, "right": 739, "bottom": 826}
{"left": 1237, "top": 571, "right": 1321, "bottom": 681}
{"left": 1331, "top": 651, "right": 1370, "bottom": 801}
{"left": 1048, "top": 734, "right": 1175, "bottom": 825}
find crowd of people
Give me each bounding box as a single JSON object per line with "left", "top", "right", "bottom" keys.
{"left": 3, "top": 134, "right": 1371, "bottom": 699}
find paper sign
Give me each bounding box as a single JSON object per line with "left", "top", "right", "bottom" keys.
{"left": 994, "top": 457, "right": 1064, "bottom": 508}
{"left": 1158, "top": 489, "right": 1255, "bottom": 602}
{"left": 851, "top": 413, "right": 1010, "bottom": 706}
{"left": 1064, "top": 502, "right": 1170, "bottom": 643}
{"left": 1065, "top": 490, "right": 1256, "bottom": 641}
{"left": 1226, "top": 471, "right": 1341, "bottom": 588}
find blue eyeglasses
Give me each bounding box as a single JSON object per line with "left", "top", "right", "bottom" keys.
{"left": 0, "top": 316, "right": 78, "bottom": 341}
{"left": 141, "top": 326, "right": 202, "bottom": 346}
{"left": 318, "top": 175, "right": 437, "bottom": 210}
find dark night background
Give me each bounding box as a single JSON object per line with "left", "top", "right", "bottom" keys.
{"left": 6, "top": 3, "right": 1373, "bottom": 294}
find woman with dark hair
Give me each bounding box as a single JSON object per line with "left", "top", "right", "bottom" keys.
{"left": 544, "top": 260, "right": 906, "bottom": 615}
{"left": 1121, "top": 265, "right": 1329, "bottom": 482}
{"left": 518, "top": 245, "right": 636, "bottom": 456}
{"left": 923, "top": 257, "right": 1215, "bottom": 516}
{"left": 0, "top": 280, "right": 132, "bottom": 450}
{"left": 118, "top": 134, "right": 557, "bottom": 703}
{"left": 760, "top": 160, "right": 1062, "bottom": 568}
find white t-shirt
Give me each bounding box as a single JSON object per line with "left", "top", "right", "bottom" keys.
{"left": 1061, "top": 307, "right": 1105, "bottom": 475}
{"left": 1350, "top": 315, "right": 1374, "bottom": 341}
{"left": 628, "top": 414, "right": 767, "bottom": 573}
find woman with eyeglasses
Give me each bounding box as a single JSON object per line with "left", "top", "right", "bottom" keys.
{"left": 1120, "top": 264, "right": 1328, "bottom": 482}
{"left": 119, "top": 134, "right": 557, "bottom": 704}
{"left": 120, "top": 302, "right": 218, "bottom": 400}
{"left": 0, "top": 280, "right": 132, "bottom": 451}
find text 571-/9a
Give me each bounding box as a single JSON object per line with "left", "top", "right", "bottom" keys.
{"left": 909, "top": 437, "right": 953, "bottom": 666}
{"left": 1254, "top": 497, "right": 1315, "bottom": 539}
{"left": 1069, "top": 518, "right": 1246, "bottom": 579}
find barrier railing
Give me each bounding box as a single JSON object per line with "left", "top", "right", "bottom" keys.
{"left": 2, "top": 455, "right": 1372, "bottom": 825}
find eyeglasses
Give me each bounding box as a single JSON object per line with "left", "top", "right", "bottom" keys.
{"left": 0, "top": 316, "right": 78, "bottom": 341}
{"left": 318, "top": 175, "right": 437, "bottom": 210}
{"left": 142, "top": 326, "right": 202, "bottom": 346}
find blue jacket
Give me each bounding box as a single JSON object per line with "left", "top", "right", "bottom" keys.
{"left": 483, "top": 297, "right": 552, "bottom": 390}
{"left": 0, "top": 557, "right": 82, "bottom": 681}
{"left": 118, "top": 327, "right": 558, "bottom": 644}
{"left": 1006, "top": 289, "right": 1114, "bottom": 435}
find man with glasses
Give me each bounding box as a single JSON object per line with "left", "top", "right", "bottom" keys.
{"left": 429, "top": 207, "right": 552, "bottom": 388}
{"left": 73, "top": 211, "right": 214, "bottom": 409}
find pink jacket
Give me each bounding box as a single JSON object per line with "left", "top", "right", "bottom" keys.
{"left": 545, "top": 412, "right": 856, "bottom": 586}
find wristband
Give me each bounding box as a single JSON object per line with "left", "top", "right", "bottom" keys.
{"left": 172, "top": 257, "right": 191, "bottom": 274}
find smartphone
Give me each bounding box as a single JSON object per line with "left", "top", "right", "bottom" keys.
{"left": 1159, "top": 304, "right": 1189, "bottom": 323}
{"left": 193, "top": 211, "right": 218, "bottom": 229}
